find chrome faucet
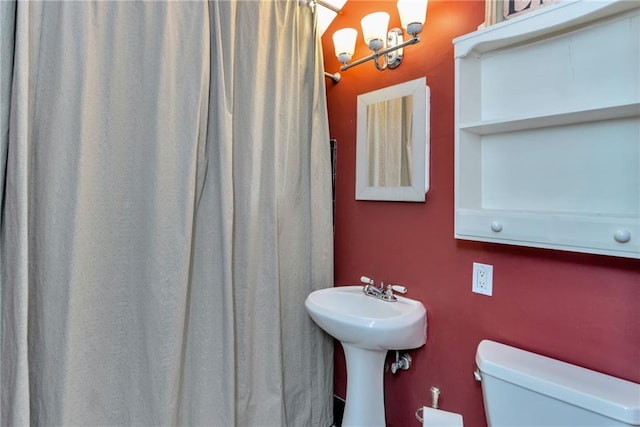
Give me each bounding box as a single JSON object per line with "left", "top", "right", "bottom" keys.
{"left": 361, "top": 276, "right": 384, "bottom": 297}
{"left": 360, "top": 276, "right": 407, "bottom": 302}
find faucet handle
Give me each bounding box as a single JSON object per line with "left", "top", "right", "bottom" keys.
{"left": 388, "top": 284, "right": 407, "bottom": 294}
{"left": 360, "top": 276, "right": 375, "bottom": 285}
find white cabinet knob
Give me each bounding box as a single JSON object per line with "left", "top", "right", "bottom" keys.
{"left": 613, "top": 229, "right": 631, "bottom": 243}
{"left": 490, "top": 221, "right": 503, "bottom": 232}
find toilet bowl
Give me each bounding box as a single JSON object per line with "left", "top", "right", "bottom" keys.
{"left": 475, "top": 340, "right": 640, "bottom": 426}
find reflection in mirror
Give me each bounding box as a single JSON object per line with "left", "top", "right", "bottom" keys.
{"left": 367, "top": 95, "right": 413, "bottom": 187}
{"left": 356, "top": 77, "right": 429, "bottom": 202}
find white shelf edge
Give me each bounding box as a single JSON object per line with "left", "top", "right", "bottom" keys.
{"left": 455, "top": 208, "right": 639, "bottom": 220}
{"left": 458, "top": 103, "right": 640, "bottom": 135}
{"left": 455, "top": 209, "right": 640, "bottom": 259}
{"left": 454, "top": 233, "right": 640, "bottom": 259}
{"left": 453, "top": 0, "right": 638, "bottom": 58}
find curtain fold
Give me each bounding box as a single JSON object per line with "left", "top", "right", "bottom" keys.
{"left": 0, "top": 1, "right": 333, "bottom": 425}
{"left": 367, "top": 96, "right": 413, "bottom": 187}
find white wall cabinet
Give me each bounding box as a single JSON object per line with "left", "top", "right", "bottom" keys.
{"left": 454, "top": 0, "right": 639, "bottom": 258}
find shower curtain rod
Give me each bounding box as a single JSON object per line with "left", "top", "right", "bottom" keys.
{"left": 324, "top": 71, "right": 341, "bottom": 83}
{"left": 309, "top": 0, "right": 343, "bottom": 83}
{"left": 314, "top": 0, "right": 342, "bottom": 14}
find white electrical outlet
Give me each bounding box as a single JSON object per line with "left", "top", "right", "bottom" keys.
{"left": 472, "top": 262, "right": 493, "bottom": 296}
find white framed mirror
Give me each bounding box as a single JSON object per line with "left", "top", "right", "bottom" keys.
{"left": 355, "top": 77, "right": 429, "bottom": 202}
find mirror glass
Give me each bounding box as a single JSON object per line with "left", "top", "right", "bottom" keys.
{"left": 356, "top": 77, "right": 429, "bottom": 202}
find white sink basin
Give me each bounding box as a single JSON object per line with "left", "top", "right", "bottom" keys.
{"left": 305, "top": 285, "right": 426, "bottom": 351}
{"left": 305, "top": 285, "right": 427, "bottom": 427}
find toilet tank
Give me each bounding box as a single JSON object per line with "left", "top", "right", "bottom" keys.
{"left": 475, "top": 340, "right": 640, "bottom": 427}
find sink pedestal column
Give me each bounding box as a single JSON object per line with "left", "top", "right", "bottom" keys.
{"left": 341, "top": 343, "right": 387, "bottom": 427}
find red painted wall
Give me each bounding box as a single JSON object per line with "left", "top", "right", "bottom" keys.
{"left": 322, "top": 1, "right": 640, "bottom": 426}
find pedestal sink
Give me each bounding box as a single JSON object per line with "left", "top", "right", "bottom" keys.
{"left": 305, "top": 286, "right": 427, "bottom": 427}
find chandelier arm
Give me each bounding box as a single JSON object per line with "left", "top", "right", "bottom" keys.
{"left": 338, "top": 35, "right": 420, "bottom": 72}
{"left": 373, "top": 53, "right": 387, "bottom": 71}
{"left": 340, "top": 51, "right": 377, "bottom": 71}
{"left": 381, "top": 35, "right": 420, "bottom": 56}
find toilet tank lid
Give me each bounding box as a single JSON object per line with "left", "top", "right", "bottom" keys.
{"left": 476, "top": 340, "right": 640, "bottom": 425}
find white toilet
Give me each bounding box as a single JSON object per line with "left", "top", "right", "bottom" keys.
{"left": 475, "top": 340, "right": 640, "bottom": 426}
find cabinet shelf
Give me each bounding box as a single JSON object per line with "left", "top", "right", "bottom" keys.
{"left": 459, "top": 103, "right": 640, "bottom": 135}
{"left": 454, "top": 0, "right": 640, "bottom": 259}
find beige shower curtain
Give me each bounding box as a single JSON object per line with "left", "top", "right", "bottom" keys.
{"left": 0, "top": 1, "right": 334, "bottom": 426}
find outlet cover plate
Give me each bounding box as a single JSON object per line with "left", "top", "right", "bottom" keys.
{"left": 472, "top": 262, "right": 493, "bottom": 296}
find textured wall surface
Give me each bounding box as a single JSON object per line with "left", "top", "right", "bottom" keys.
{"left": 323, "top": 1, "right": 640, "bottom": 426}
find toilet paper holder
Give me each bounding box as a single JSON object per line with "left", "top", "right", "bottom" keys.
{"left": 415, "top": 386, "right": 441, "bottom": 422}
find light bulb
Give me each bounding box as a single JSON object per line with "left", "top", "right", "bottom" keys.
{"left": 397, "top": 0, "right": 428, "bottom": 35}
{"left": 361, "top": 12, "right": 389, "bottom": 51}
{"left": 332, "top": 28, "right": 357, "bottom": 64}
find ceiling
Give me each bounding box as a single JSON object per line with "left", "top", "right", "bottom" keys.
{"left": 316, "top": 0, "right": 348, "bottom": 36}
